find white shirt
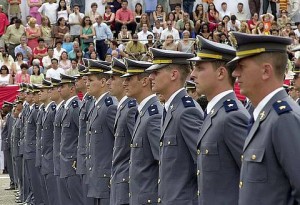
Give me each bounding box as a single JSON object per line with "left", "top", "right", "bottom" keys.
{"left": 160, "top": 28, "right": 180, "bottom": 41}
{"left": 137, "top": 94, "right": 156, "bottom": 113}
{"left": 206, "top": 90, "right": 234, "bottom": 114}
{"left": 56, "top": 100, "right": 65, "bottom": 111}
{"left": 236, "top": 11, "right": 249, "bottom": 21}
{"left": 53, "top": 48, "right": 66, "bottom": 61}
{"left": 253, "top": 87, "right": 284, "bottom": 121}
{"left": 65, "top": 96, "right": 77, "bottom": 109}
{"left": 42, "top": 56, "right": 53, "bottom": 69}
{"left": 219, "top": 9, "right": 232, "bottom": 20}
{"left": 164, "top": 88, "right": 185, "bottom": 111}
{"left": 46, "top": 67, "right": 65, "bottom": 79}
{"left": 153, "top": 26, "right": 163, "bottom": 39}
{"left": 137, "top": 31, "right": 154, "bottom": 45}
{"left": 227, "top": 20, "right": 241, "bottom": 31}
{"left": 117, "top": 96, "right": 128, "bottom": 110}
{"left": 38, "top": 3, "right": 59, "bottom": 24}
{"left": 95, "top": 92, "right": 109, "bottom": 105}
{"left": 69, "top": 12, "right": 85, "bottom": 36}
{"left": 294, "top": 29, "right": 300, "bottom": 38}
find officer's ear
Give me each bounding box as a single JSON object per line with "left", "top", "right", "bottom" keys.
{"left": 261, "top": 63, "right": 272, "bottom": 81}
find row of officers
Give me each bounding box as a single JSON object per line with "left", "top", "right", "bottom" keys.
{"left": 2, "top": 32, "right": 300, "bottom": 205}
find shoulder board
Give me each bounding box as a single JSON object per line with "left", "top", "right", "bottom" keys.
{"left": 182, "top": 96, "right": 195, "bottom": 108}
{"left": 128, "top": 99, "right": 137, "bottom": 108}
{"left": 51, "top": 104, "right": 57, "bottom": 111}
{"left": 87, "top": 95, "right": 93, "bottom": 100}
{"left": 148, "top": 104, "right": 159, "bottom": 116}
{"left": 35, "top": 104, "right": 39, "bottom": 109}
{"left": 105, "top": 97, "right": 113, "bottom": 106}
{"left": 72, "top": 100, "right": 79, "bottom": 108}
{"left": 272, "top": 100, "right": 292, "bottom": 115}
{"left": 223, "top": 99, "right": 238, "bottom": 113}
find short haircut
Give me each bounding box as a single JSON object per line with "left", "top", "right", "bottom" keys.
{"left": 165, "top": 64, "right": 191, "bottom": 85}
{"left": 38, "top": 38, "right": 44, "bottom": 43}
{"left": 51, "top": 58, "right": 59, "bottom": 63}
{"left": 94, "top": 73, "right": 110, "bottom": 80}
{"left": 91, "top": 2, "right": 98, "bottom": 8}
{"left": 20, "top": 63, "right": 29, "bottom": 69}
{"left": 238, "top": 2, "right": 243, "bottom": 6}
{"left": 221, "top": 2, "right": 227, "bottom": 5}
{"left": 211, "top": 60, "right": 236, "bottom": 86}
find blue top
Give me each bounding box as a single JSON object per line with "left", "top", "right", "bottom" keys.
{"left": 93, "top": 23, "right": 113, "bottom": 40}
{"left": 62, "top": 42, "right": 74, "bottom": 53}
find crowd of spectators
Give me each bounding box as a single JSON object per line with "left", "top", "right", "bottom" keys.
{"left": 0, "top": 0, "right": 300, "bottom": 86}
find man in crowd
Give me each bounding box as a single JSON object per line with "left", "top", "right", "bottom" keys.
{"left": 115, "top": 0, "right": 137, "bottom": 35}
{"left": 14, "top": 36, "right": 32, "bottom": 63}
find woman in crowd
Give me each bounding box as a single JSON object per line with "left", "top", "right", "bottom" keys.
{"left": 0, "top": 53, "right": 14, "bottom": 73}
{"left": 15, "top": 63, "right": 30, "bottom": 84}
{"left": 76, "top": 50, "right": 84, "bottom": 65}
{"left": 54, "top": 41, "right": 66, "bottom": 60}
{"left": 198, "top": 23, "right": 212, "bottom": 39}
{"left": 206, "top": 2, "right": 219, "bottom": 32}
{"left": 164, "top": 12, "right": 176, "bottom": 28}
{"left": 183, "top": 22, "right": 195, "bottom": 38}
{"left": 139, "top": 14, "right": 151, "bottom": 32}
{"left": 33, "top": 38, "right": 48, "bottom": 66}
{"left": 134, "top": 3, "right": 143, "bottom": 24}
{"left": 40, "top": 16, "right": 53, "bottom": 47}
{"left": 193, "top": 4, "right": 206, "bottom": 34}
{"left": 26, "top": 17, "right": 41, "bottom": 51}
{"left": 0, "top": 65, "right": 13, "bottom": 86}
{"left": 153, "top": 4, "right": 166, "bottom": 27}
{"left": 53, "top": 17, "right": 69, "bottom": 44}
{"left": 118, "top": 25, "right": 132, "bottom": 48}
{"left": 239, "top": 22, "right": 251, "bottom": 34}
{"left": 247, "top": 13, "right": 259, "bottom": 32}
{"left": 103, "top": 5, "right": 115, "bottom": 31}
{"left": 80, "top": 16, "right": 95, "bottom": 51}
{"left": 62, "top": 33, "right": 73, "bottom": 53}
{"left": 12, "top": 53, "right": 26, "bottom": 74}
{"left": 30, "top": 64, "right": 44, "bottom": 84}
{"left": 57, "top": 0, "right": 70, "bottom": 22}
{"left": 59, "top": 51, "right": 71, "bottom": 70}
{"left": 177, "top": 30, "right": 194, "bottom": 53}
{"left": 27, "top": 0, "right": 42, "bottom": 24}
{"left": 252, "top": 21, "right": 265, "bottom": 34}
{"left": 173, "top": 4, "right": 183, "bottom": 21}
{"left": 89, "top": 51, "right": 98, "bottom": 60}
{"left": 162, "top": 35, "right": 177, "bottom": 51}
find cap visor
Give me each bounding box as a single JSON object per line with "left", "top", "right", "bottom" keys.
{"left": 145, "top": 64, "right": 169, "bottom": 72}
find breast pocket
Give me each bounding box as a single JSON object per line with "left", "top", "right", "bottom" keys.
{"left": 244, "top": 148, "right": 267, "bottom": 182}
{"left": 131, "top": 137, "right": 143, "bottom": 160}
{"left": 92, "top": 126, "right": 103, "bottom": 144}
{"left": 201, "top": 142, "right": 220, "bottom": 171}
{"left": 115, "top": 130, "right": 125, "bottom": 148}
{"left": 162, "top": 135, "right": 178, "bottom": 159}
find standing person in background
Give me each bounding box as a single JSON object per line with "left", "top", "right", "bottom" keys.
{"left": 27, "top": 0, "right": 42, "bottom": 25}
{"left": 40, "top": 16, "right": 53, "bottom": 47}
{"left": 0, "top": 5, "right": 9, "bottom": 48}
{"left": 53, "top": 18, "right": 70, "bottom": 45}
{"left": 103, "top": 5, "right": 116, "bottom": 32}
{"left": 70, "top": 0, "right": 85, "bottom": 14}
{"left": 69, "top": 4, "right": 84, "bottom": 43}
{"left": 183, "top": 0, "right": 195, "bottom": 15}
{"left": 14, "top": 36, "right": 33, "bottom": 63}
{"left": 87, "top": 3, "right": 100, "bottom": 24}
{"left": 38, "top": 0, "right": 59, "bottom": 25}
{"left": 15, "top": 63, "right": 30, "bottom": 83}
{"left": 57, "top": 0, "right": 71, "bottom": 22}
{"left": 263, "top": 0, "right": 277, "bottom": 20}
{"left": 7, "top": 0, "right": 21, "bottom": 20}
{"left": 26, "top": 17, "right": 41, "bottom": 52}
{"left": 80, "top": 16, "right": 95, "bottom": 52}
{"left": 33, "top": 38, "right": 48, "bottom": 66}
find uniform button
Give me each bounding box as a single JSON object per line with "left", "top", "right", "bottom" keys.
{"left": 251, "top": 155, "right": 256, "bottom": 160}
{"left": 89, "top": 131, "right": 91, "bottom": 134}
{"left": 158, "top": 161, "right": 161, "bottom": 165}
{"left": 85, "top": 157, "right": 87, "bottom": 159}
{"left": 122, "top": 178, "right": 125, "bottom": 182}
{"left": 167, "top": 141, "right": 171, "bottom": 145}
{"left": 41, "top": 129, "right": 44, "bottom": 131}
{"left": 41, "top": 155, "right": 44, "bottom": 157}
{"left": 159, "top": 141, "right": 162, "bottom": 147}
{"left": 147, "top": 199, "right": 151, "bottom": 203}
{"left": 197, "top": 149, "right": 200, "bottom": 155}
{"left": 239, "top": 181, "right": 243, "bottom": 188}
{"left": 158, "top": 179, "right": 160, "bottom": 184}
{"left": 129, "top": 160, "right": 131, "bottom": 164}
{"left": 197, "top": 190, "right": 200, "bottom": 196}
{"left": 95, "top": 130, "right": 97, "bottom": 133}
{"left": 129, "top": 193, "right": 131, "bottom": 197}
{"left": 158, "top": 198, "right": 161, "bottom": 203}
{"left": 130, "top": 144, "right": 133, "bottom": 147}
{"left": 89, "top": 167, "right": 92, "bottom": 171}
{"left": 89, "top": 155, "right": 91, "bottom": 158}
{"left": 241, "top": 155, "right": 244, "bottom": 161}
{"left": 197, "top": 170, "right": 200, "bottom": 176}
{"left": 135, "top": 143, "right": 138, "bottom": 147}
{"left": 205, "top": 149, "right": 209, "bottom": 154}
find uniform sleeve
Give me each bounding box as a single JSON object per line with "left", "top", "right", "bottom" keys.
{"left": 179, "top": 108, "right": 203, "bottom": 163}
{"left": 106, "top": 105, "right": 117, "bottom": 136}
{"left": 146, "top": 114, "right": 162, "bottom": 161}
{"left": 273, "top": 113, "right": 300, "bottom": 202}
{"left": 224, "top": 111, "right": 249, "bottom": 168}
{"left": 72, "top": 106, "right": 80, "bottom": 129}
{"left": 126, "top": 107, "right": 137, "bottom": 136}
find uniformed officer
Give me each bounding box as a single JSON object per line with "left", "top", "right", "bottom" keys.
{"left": 189, "top": 36, "right": 250, "bottom": 205}
{"left": 106, "top": 58, "right": 137, "bottom": 205}
{"left": 23, "top": 84, "right": 45, "bottom": 205}
{"left": 58, "top": 73, "right": 83, "bottom": 205}
{"left": 230, "top": 32, "right": 300, "bottom": 204}
{"left": 85, "top": 60, "right": 118, "bottom": 205}
{"left": 147, "top": 48, "right": 204, "bottom": 205}
{"left": 1, "top": 101, "right": 15, "bottom": 190}
{"left": 75, "top": 64, "right": 94, "bottom": 205}
{"left": 49, "top": 77, "right": 65, "bottom": 205}
{"left": 38, "top": 79, "right": 60, "bottom": 205}
{"left": 122, "top": 58, "right": 162, "bottom": 204}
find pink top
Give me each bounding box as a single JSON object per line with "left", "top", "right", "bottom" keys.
{"left": 15, "top": 73, "right": 30, "bottom": 84}
{"left": 116, "top": 8, "right": 134, "bottom": 22}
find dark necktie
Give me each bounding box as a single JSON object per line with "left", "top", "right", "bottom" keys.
{"left": 162, "top": 107, "right": 167, "bottom": 124}
{"left": 135, "top": 110, "right": 139, "bottom": 122}
{"left": 247, "top": 116, "right": 254, "bottom": 134}
{"left": 203, "top": 109, "right": 208, "bottom": 119}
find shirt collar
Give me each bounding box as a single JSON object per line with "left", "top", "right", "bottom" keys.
{"left": 95, "top": 92, "right": 109, "bottom": 105}
{"left": 56, "top": 100, "right": 65, "bottom": 111}
{"left": 138, "top": 94, "right": 156, "bottom": 112}
{"left": 118, "top": 96, "right": 128, "bottom": 109}
{"left": 164, "top": 88, "right": 185, "bottom": 111}
{"left": 206, "top": 90, "right": 234, "bottom": 114}
{"left": 65, "top": 96, "right": 77, "bottom": 109}
{"left": 253, "top": 87, "right": 283, "bottom": 121}
{"left": 45, "top": 101, "right": 55, "bottom": 111}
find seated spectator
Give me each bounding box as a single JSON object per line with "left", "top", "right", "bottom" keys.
{"left": 173, "top": 4, "right": 183, "bottom": 21}
{"left": 162, "top": 34, "right": 178, "bottom": 51}
{"left": 68, "top": 4, "right": 84, "bottom": 41}
{"left": 45, "top": 58, "right": 65, "bottom": 79}
{"left": 219, "top": 32, "right": 231, "bottom": 45}
{"left": 138, "top": 23, "right": 154, "bottom": 45}
{"left": 65, "top": 59, "right": 79, "bottom": 76}
{"left": 145, "top": 34, "right": 161, "bottom": 51}
{"left": 138, "top": 13, "right": 151, "bottom": 32}
{"left": 125, "top": 33, "right": 146, "bottom": 60}
{"left": 199, "top": 23, "right": 212, "bottom": 39}
{"left": 193, "top": 4, "right": 206, "bottom": 34}
{"left": 219, "top": 2, "right": 232, "bottom": 20}
{"left": 0, "top": 52, "right": 14, "bottom": 72}
{"left": 281, "top": 22, "right": 292, "bottom": 37}
{"left": 182, "top": 22, "right": 195, "bottom": 38}
{"left": 134, "top": 3, "right": 142, "bottom": 24}
{"left": 294, "top": 22, "right": 300, "bottom": 38}
{"left": 177, "top": 30, "right": 194, "bottom": 53}
{"left": 28, "top": 59, "right": 44, "bottom": 75}
{"left": 33, "top": 38, "right": 48, "bottom": 66}
{"left": 59, "top": 51, "right": 71, "bottom": 70}
{"left": 53, "top": 17, "right": 69, "bottom": 44}
{"left": 62, "top": 33, "right": 73, "bottom": 53}
{"left": 107, "top": 40, "right": 126, "bottom": 58}
{"left": 0, "top": 65, "right": 13, "bottom": 86}
{"left": 213, "top": 22, "right": 226, "bottom": 42}
{"left": 270, "top": 29, "right": 280, "bottom": 36}
{"left": 105, "top": 53, "right": 112, "bottom": 62}
{"left": 54, "top": 41, "right": 67, "bottom": 60}
{"left": 83, "top": 43, "right": 96, "bottom": 59}
{"left": 57, "top": 0, "right": 70, "bottom": 22}
{"left": 261, "top": 13, "right": 274, "bottom": 35}
{"left": 277, "top": 9, "right": 291, "bottom": 29}
{"left": 76, "top": 50, "right": 84, "bottom": 65}
{"left": 87, "top": 2, "right": 100, "bottom": 24}
{"left": 42, "top": 47, "right": 55, "bottom": 72}
{"left": 68, "top": 41, "right": 81, "bottom": 60}
{"left": 252, "top": 21, "right": 265, "bottom": 35}
{"left": 117, "top": 25, "right": 132, "bottom": 47}
{"left": 80, "top": 16, "right": 95, "bottom": 51}
{"left": 235, "top": 2, "right": 249, "bottom": 21}
{"left": 40, "top": 16, "right": 53, "bottom": 47}
{"left": 176, "top": 12, "right": 194, "bottom": 34}
{"left": 161, "top": 20, "right": 180, "bottom": 41}
{"left": 30, "top": 64, "right": 44, "bottom": 84}
{"left": 153, "top": 4, "right": 166, "bottom": 28}
{"left": 11, "top": 52, "right": 26, "bottom": 74}
{"left": 247, "top": 13, "right": 259, "bottom": 32}
{"left": 153, "top": 20, "right": 163, "bottom": 40}
{"left": 89, "top": 51, "right": 99, "bottom": 60}
{"left": 227, "top": 15, "right": 241, "bottom": 31}
{"left": 103, "top": 5, "right": 115, "bottom": 31}
{"left": 206, "top": 3, "right": 219, "bottom": 31}
{"left": 164, "top": 12, "right": 176, "bottom": 28}
{"left": 239, "top": 21, "right": 251, "bottom": 34}
{"left": 15, "top": 63, "right": 30, "bottom": 84}
{"left": 115, "top": 0, "right": 137, "bottom": 35}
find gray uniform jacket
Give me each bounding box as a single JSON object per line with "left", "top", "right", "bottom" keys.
{"left": 86, "top": 93, "right": 117, "bottom": 199}
{"left": 158, "top": 89, "right": 204, "bottom": 205}
{"left": 53, "top": 102, "right": 65, "bottom": 176}
{"left": 76, "top": 94, "right": 94, "bottom": 175}
{"left": 239, "top": 90, "right": 300, "bottom": 205}
{"left": 35, "top": 104, "right": 45, "bottom": 168}
{"left": 23, "top": 104, "right": 39, "bottom": 160}
{"left": 19, "top": 102, "right": 30, "bottom": 155}
{"left": 40, "top": 102, "right": 56, "bottom": 175}
{"left": 12, "top": 117, "right": 22, "bottom": 158}
{"left": 197, "top": 92, "right": 249, "bottom": 205}
{"left": 110, "top": 97, "right": 137, "bottom": 205}
{"left": 129, "top": 95, "right": 162, "bottom": 205}
{"left": 60, "top": 96, "right": 81, "bottom": 178}
{"left": 1, "top": 112, "right": 13, "bottom": 151}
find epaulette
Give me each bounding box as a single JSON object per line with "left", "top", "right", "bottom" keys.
{"left": 272, "top": 100, "right": 292, "bottom": 115}
{"left": 128, "top": 99, "right": 137, "bottom": 108}
{"left": 148, "top": 104, "right": 159, "bottom": 116}
{"left": 223, "top": 99, "right": 238, "bottom": 112}
{"left": 72, "top": 100, "right": 79, "bottom": 108}
{"left": 182, "top": 96, "right": 195, "bottom": 108}
{"left": 105, "top": 97, "right": 113, "bottom": 106}
{"left": 51, "top": 104, "right": 57, "bottom": 111}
